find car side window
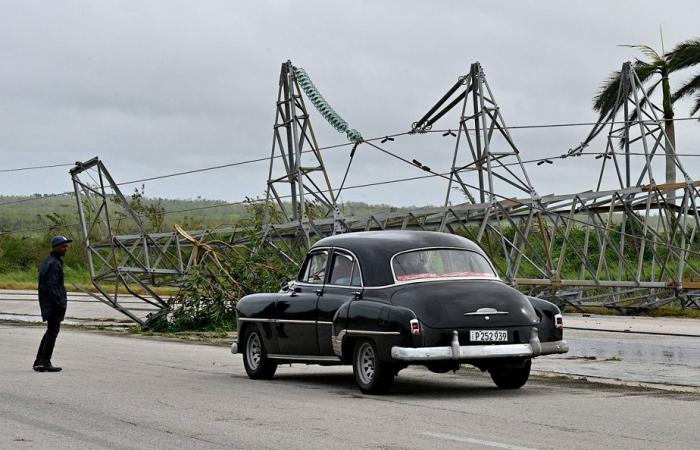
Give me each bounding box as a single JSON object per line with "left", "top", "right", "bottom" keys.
{"left": 300, "top": 251, "right": 328, "bottom": 284}
{"left": 329, "top": 252, "right": 362, "bottom": 287}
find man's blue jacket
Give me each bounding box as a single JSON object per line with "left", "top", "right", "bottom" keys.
{"left": 38, "top": 252, "right": 67, "bottom": 321}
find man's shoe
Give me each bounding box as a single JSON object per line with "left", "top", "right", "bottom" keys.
{"left": 33, "top": 363, "right": 47, "bottom": 372}
{"left": 44, "top": 362, "right": 62, "bottom": 372}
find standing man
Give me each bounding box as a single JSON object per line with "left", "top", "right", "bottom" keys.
{"left": 33, "top": 235, "right": 72, "bottom": 372}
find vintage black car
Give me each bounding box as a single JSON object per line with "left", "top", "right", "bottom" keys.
{"left": 231, "top": 231, "right": 568, "bottom": 394}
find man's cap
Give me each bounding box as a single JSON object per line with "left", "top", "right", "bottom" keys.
{"left": 51, "top": 236, "right": 73, "bottom": 248}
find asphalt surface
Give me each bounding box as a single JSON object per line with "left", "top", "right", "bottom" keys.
{"left": 1, "top": 324, "right": 697, "bottom": 449}
{"left": 2, "top": 290, "right": 700, "bottom": 389}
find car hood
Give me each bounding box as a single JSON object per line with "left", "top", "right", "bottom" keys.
{"left": 389, "top": 279, "right": 538, "bottom": 329}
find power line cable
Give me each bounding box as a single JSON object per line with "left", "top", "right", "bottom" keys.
{"left": 1, "top": 114, "right": 698, "bottom": 173}
{"left": 0, "top": 163, "right": 74, "bottom": 173}
{"left": 5, "top": 161, "right": 700, "bottom": 264}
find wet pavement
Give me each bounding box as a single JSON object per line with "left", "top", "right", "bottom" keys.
{"left": 534, "top": 329, "right": 700, "bottom": 389}
{"left": 0, "top": 289, "right": 137, "bottom": 324}
{"left": 564, "top": 313, "right": 700, "bottom": 337}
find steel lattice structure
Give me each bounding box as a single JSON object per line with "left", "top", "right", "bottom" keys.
{"left": 70, "top": 60, "right": 700, "bottom": 325}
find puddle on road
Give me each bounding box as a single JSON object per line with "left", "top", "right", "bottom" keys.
{"left": 534, "top": 330, "right": 700, "bottom": 387}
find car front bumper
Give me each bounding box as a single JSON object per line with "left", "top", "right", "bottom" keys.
{"left": 390, "top": 330, "right": 568, "bottom": 361}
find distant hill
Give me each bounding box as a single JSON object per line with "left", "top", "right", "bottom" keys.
{"left": 0, "top": 194, "right": 432, "bottom": 236}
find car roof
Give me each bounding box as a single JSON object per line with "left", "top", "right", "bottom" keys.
{"left": 312, "top": 231, "right": 488, "bottom": 286}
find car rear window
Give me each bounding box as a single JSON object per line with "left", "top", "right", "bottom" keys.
{"left": 392, "top": 248, "right": 496, "bottom": 282}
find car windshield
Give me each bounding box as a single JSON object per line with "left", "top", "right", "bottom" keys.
{"left": 392, "top": 248, "right": 496, "bottom": 282}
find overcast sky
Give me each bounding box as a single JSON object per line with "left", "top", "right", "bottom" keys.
{"left": 1, "top": 0, "right": 699, "bottom": 207}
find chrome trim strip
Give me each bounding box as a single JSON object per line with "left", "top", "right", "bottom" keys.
{"left": 464, "top": 311, "right": 509, "bottom": 316}
{"left": 276, "top": 319, "right": 316, "bottom": 324}
{"left": 359, "top": 277, "right": 505, "bottom": 290}
{"left": 240, "top": 318, "right": 335, "bottom": 325}
{"left": 320, "top": 283, "right": 363, "bottom": 290}
{"left": 346, "top": 330, "right": 401, "bottom": 336}
{"left": 267, "top": 354, "right": 341, "bottom": 362}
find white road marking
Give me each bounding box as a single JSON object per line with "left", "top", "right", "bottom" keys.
{"left": 421, "top": 431, "right": 540, "bottom": 450}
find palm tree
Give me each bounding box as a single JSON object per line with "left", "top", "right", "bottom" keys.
{"left": 670, "top": 38, "right": 700, "bottom": 119}
{"left": 593, "top": 38, "right": 700, "bottom": 194}
{"left": 593, "top": 44, "right": 677, "bottom": 189}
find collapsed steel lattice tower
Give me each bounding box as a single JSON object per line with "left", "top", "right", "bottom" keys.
{"left": 70, "top": 60, "right": 700, "bottom": 325}
{"left": 263, "top": 61, "right": 346, "bottom": 251}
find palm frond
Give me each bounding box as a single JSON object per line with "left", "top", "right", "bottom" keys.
{"left": 668, "top": 38, "right": 700, "bottom": 71}
{"left": 672, "top": 72, "right": 700, "bottom": 104}
{"left": 690, "top": 92, "right": 700, "bottom": 117}
{"left": 619, "top": 44, "right": 663, "bottom": 63}
{"left": 593, "top": 70, "right": 622, "bottom": 116}
{"left": 633, "top": 59, "right": 659, "bottom": 84}
{"left": 593, "top": 61, "right": 658, "bottom": 117}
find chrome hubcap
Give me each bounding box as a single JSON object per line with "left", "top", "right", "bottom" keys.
{"left": 246, "top": 332, "right": 262, "bottom": 370}
{"left": 356, "top": 342, "right": 375, "bottom": 385}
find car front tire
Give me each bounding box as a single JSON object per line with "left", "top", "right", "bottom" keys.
{"left": 352, "top": 339, "right": 394, "bottom": 394}
{"left": 489, "top": 358, "right": 531, "bottom": 389}
{"left": 242, "top": 326, "right": 277, "bottom": 379}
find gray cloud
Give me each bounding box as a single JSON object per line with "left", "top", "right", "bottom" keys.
{"left": 1, "top": 0, "right": 699, "bottom": 206}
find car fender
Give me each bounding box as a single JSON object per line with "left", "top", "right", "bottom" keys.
{"left": 236, "top": 293, "right": 279, "bottom": 354}
{"left": 526, "top": 296, "right": 563, "bottom": 343}
{"left": 333, "top": 300, "right": 416, "bottom": 362}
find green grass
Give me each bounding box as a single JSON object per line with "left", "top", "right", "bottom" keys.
{"left": 0, "top": 266, "right": 92, "bottom": 290}
{"left": 0, "top": 268, "right": 177, "bottom": 296}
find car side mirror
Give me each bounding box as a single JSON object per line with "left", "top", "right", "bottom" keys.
{"left": 280, "top": 280, "right": 290, "bottom": 291}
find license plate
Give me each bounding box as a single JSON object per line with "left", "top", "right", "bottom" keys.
{"left": 470, "top": 330, "right": 508, "bottom": 342}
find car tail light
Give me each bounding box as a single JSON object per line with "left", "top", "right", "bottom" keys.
{"left": 410, "top": 318, "right": 420, "bottom": 335}
{"left": 554, "top": 313, "right": 563, "bottom": 329}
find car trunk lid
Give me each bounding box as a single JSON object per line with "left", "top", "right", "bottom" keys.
{"left": 389, "top": 279, "right": 538, "bottom": 329}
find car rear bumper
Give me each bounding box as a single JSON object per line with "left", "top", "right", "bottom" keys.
{"left": 390, "top": 330, "right": 568, "bottom": 361}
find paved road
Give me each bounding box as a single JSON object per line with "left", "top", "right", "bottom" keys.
{"left": 2, "top": 291, "right": 699, "bottom": 389}
{"left": 1, "top": 325, "right": 696, "bottom": 449}
{"left": 4, "top": 290, "right": 699, "bottom": 335}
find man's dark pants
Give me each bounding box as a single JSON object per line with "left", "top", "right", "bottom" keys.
{"left": 35, "top": 318, "right": 61, "bottom": 365}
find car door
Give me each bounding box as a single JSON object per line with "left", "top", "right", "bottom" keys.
{"left": 317, "top": 249, "right": 362, "bottom": 356}
{"left": 276, "top": 249, "right": 328, "bottom": 356}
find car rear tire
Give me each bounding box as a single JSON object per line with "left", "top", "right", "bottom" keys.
{"left": 352, "top": 339, "right": 394, "bottom": 394}
{"left": 242, "top": 327, "right": 277, "bottom": 379}
{"left": 489, "top": 358, "right": 531, "bottom": 389}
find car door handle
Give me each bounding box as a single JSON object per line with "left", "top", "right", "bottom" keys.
{"left": 315, "top": 289, "right": 323, "bottom": 295}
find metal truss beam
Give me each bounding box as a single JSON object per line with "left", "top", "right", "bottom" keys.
{"left": 71, "top": 60, "right": 700, "bottom": 325}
